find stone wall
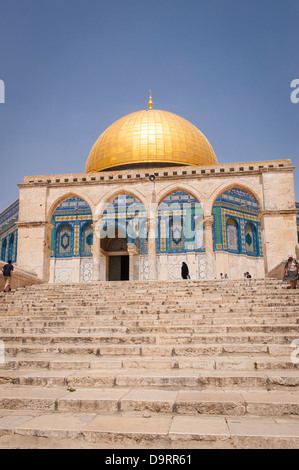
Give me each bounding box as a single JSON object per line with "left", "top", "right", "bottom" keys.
{"left": 215, "top": 252, "right": 265, "bottom": 279}
{"left": 50, "top": 257, "right": 93, "bottom": 283}
{"left": 266, "top": 261, "right": 286, "bottom": 280}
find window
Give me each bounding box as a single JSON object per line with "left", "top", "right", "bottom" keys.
{"left": 81, "top": 223, "right": 93, "bottom": 256}
{"left": 1, "top": 238, "right": 7, "bottom": 261}
{"left": 7, "top": 234, "right": 14, "bottom": 261}
{"left": 169, "top": 216, "right": 184, "bottom": 252}
{"left": 56, "top": 224, "right": 73, "bottom": 257}
{"left": 245, "top": 222, "right": 258, "bottom": 255}
{"left": 227, "top": 218, "right": 239, "bottom": 252}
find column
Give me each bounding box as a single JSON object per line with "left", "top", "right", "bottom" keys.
{"left": 16, "top": 221, "right": 52, "bottom": 282}
{"left": 260, "top": 210, "right": 298, "bottom": 275}
{"left": 127, "top": 243, "right": 139, "bottom": 281}
{"left": 203, "top": 216, "right": 215, "bottom": 279}
{"left": 92, "top": 219, "right": 107, "bottom": 281}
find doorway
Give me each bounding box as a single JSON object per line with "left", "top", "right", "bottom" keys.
{"left": 109, "top": 255, "right": 129, "bottom": 281}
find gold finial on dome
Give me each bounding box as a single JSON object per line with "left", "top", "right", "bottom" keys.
{"left": 148, "top": 90, "right": 153, "bottom": 110}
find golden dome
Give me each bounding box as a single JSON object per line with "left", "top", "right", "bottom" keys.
{"left": 86, "top": 100, "right": 217, "bottom": 172}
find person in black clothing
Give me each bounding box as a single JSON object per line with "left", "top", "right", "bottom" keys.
{"left": 181, "top": 262, "right": 189, "bottom": 280}
{"left": 2, "top": 260, "right": 14, "bottom": 292}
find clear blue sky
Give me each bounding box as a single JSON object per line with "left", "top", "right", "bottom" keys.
{"left": 0, "top": 0, "right": 298, "bottom": 212}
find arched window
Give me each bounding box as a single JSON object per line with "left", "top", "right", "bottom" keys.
{"left": 80, "top": 223, "right": 93, "bottom": 256}
{"left": 245, "top": 222, "right": 258, "bottom": 256}
{"left": 227, "top": 217, "right": 239, "bottom": 252}
{"left": 157, "top": 191, "right": 203, "bottom": 253}
{"left": 56, "top": 224, "right": 73, "bottom": 257}
{"left": 169, "top": 216, "right": 184, "bottom": 252}
{"left": 1, "top": 238, "right": 7, "bottom": 261}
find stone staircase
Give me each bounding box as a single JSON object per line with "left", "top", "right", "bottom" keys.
{"left": 0, "top": 279, "right": 298, "bottom": 449}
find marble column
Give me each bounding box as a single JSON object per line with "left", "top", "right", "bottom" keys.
{"left": 203, "top": 216, "right": 215, "bottom": 279}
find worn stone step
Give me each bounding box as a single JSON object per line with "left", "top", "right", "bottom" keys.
{"left": 0, "top": 368, "right": 298, "bottom": 390}
{"left": 0, "top": 411, "right": 297, "bottom": 449}
{"left": 1, "top": 332, "right": 298, "bottom": 347}
{"left": 0, "top": 386, "right": 298, "bottom": 417}
{"left": 3, "top": 342, "right": 294, "bottom": 357}
{"left": 0, "top": 354, "right": 297, "bottom": 372}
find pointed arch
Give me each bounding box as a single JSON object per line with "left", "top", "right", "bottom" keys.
{"left": 95, "top": 188, "right": 148, "bottom": 220}
{"left": 208, "top": 180, "right": 263, "bottom": 215}
{"left": 47, "top": 191, "right": 94, "bottom": 223}
{"left": 156, "top": 182, "right": 202, "bottom": 206}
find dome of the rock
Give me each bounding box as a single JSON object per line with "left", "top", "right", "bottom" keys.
{"left": 85, "top": 96, "right": 217, "bottom": 172}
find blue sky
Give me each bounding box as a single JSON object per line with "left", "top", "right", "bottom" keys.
{"left": 0, "top": 0, "right": 298, "bottom": 212}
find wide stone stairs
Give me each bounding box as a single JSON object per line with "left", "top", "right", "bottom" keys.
{"left": 0, "top": 279, "right": 298, "bottom": 448}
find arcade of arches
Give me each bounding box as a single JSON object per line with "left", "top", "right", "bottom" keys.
{"left": 48, "top": 187, "right": 264, "bottom": 282}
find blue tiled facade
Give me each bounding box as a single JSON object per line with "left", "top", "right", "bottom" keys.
{"left": 0, "top": 200, "right": 19, "bottom": 263}
{"left": 51, "top": 197, "right": 93, "bottom": 258}
{"left": 212, "top": 188, "right": 263, "bottom": 257}
{"left": 1, "top": 191, "right": 299, "bottom": 265}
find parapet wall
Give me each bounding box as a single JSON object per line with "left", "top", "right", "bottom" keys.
{"left": 0, "top": 261, "right": 43, "bottom": 290}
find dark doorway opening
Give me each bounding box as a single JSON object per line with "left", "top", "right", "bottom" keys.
{"left": 109, "top": 255, "right": 129, "bottom": 281}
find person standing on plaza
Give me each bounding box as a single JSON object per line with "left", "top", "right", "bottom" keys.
{"left": 2, "top": 260, "right": 14, "bottom": 292}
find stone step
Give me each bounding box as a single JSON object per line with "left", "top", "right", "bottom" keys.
{"left": 1, "top": 316, "right": 299, "bottom": 333}
{"left": 0, "top": 386, "right": 298, "bottom": 417}
{"left": 9, "top": 292, "right": 286, "bottom": 299}
{"left": 1, "top": 305, "right": 298, "bottom": 315}
{"left": 0, "top": 368, "right": 298, "bottom": 390}
{"left": 0, "top": 355, "right": 297, "bottom": 372}
{"left": 0, "top": 324, "right": 298, "bottom": 335}
{"left": 0, "top": 332, "right": 297, "bottom": 346}
{"left": 3, "top": 342, "right": 294, "bottom": 357}
{"left": 1, "top": 310, "right": 299, "bottom": 320}
{"left": 0, "top": 410, "right": 298, "bottom": 449}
